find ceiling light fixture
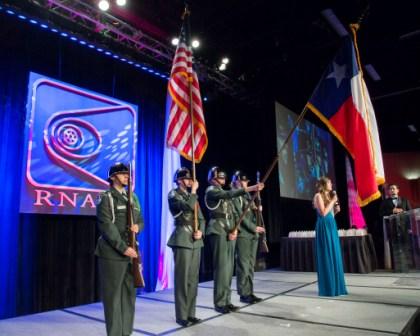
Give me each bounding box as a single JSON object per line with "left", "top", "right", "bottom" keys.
{"left": 321, "top": 9, "right": 349, "bottom": 37}
{"left": 98, "top": 0, "right": 110, "bottom": 11}
{"left": 399, "top": 29, "right": 420, "bottom": 41}
{"left": 191, "top": 39, "right": 200, "bottom": 48}
{"left": 408, "top": 124, "right": 417, "bottom": 133}
{"left": 171, "top": 37, "right": 179, "bottom": 46}
{"left": 222, "top": 57, "right": 229, "bottom": 64}
{"left": 364, "top": 64, "right": 381, "bottom": 81}
{"left": 116, "top": 0, "right": 127, "bottom": 6}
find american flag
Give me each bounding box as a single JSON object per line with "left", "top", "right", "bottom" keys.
{"left": 166, "top": 20, "right": 207, "bottom": 162}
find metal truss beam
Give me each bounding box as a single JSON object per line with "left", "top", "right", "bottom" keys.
{"left": 3, "top": 0, "right": 251, "bottom": 102}
{"left": 35, "top": 0, "right": 173, "bottom": 64}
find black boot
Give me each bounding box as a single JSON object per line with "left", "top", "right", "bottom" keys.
{"left": 227, "top": 303, "right": 239, "bottom": 311}
{"left": 215, "top": 306, "right": 230, "bottom": 314}
{"left": 188, "top": 317, "right": 202, "bottom": 324}
{"left": 176, "top": 319, "right": 192, "bottom": 327}
{"left": 250, "top": 294, "right": 263, "bottom": 303}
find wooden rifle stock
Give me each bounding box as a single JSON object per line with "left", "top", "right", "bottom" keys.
{"left": 127, "top": 168, "right": 145, "bottom": 288}
{"left": 255, "top": 171, "right": 269, "bottom": 253}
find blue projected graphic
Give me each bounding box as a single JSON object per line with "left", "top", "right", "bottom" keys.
{"left": 275, "top": 102, "right": 335, "bottom": 200}
{"left": 19, "top": 72, "right": 138, "bottom": 215}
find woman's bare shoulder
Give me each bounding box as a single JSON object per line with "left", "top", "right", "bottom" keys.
{"left": 313, "top": 193, "right": 322, "bottom": 200}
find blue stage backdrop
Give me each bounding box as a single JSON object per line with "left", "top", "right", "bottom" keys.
{"left": 20, "top": 72, "right": 139, "bottom": 215}
{"left": 0, "top": 50, "right": 29, "bottom": 320}
{"left": 0, "top": 14, "right": 166, "bottom": 317}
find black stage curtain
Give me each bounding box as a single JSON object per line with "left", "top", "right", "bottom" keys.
{"left": 26, "top": 215, "right": 100, "bottom": 313}
{"left": 0, "top": 13, "right": 166, "bottom": 318}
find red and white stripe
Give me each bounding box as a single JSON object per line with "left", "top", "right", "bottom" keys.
{"left": 329, "top": 71, "right": 384, "bottom": 205}
{"left": 166, "top": 40, "right": 207, "bottom": 162}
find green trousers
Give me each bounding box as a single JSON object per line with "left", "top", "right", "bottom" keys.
{"left": 236, "top": 237, "right": 258, "bottom": 297}
{"left": 98, "top": 258, "right": 136, "bottom": 336}
{"left": 209, "top": 234, "right": 236, "bottom": 307}
{"left": 173, "top": 247, "right": 201, "bottom": 320}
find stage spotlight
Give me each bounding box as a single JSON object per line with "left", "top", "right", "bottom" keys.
{"left": 116, "top": 0, "right": 127, "bottom": 6}
{"left": 321, "top": 8, "right": 349, "bottom": 37}
{"left": 98, "top": 0, "right": 110, "bottom": 11}
{"left": 218, "top": 63, "right": 226, "bottom": 71}
{"left": 171, "top": 37, "right": 179, "bottom": 46}
{"left": 364, "top": 64, "right": 381, "bottom": 81}
{"left": 221, "top": 57, "right": 229, "bottom": 64}
{"left": 408, "top": 124, "right": 417, "bottom": 133}
{"left": 192, "top": 39, "right": 200, "bottom": 48}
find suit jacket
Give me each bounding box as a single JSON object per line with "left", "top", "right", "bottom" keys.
{"left": 379, "top": 196, "right": 411, "bottom": 217}
{"left": 95, "top": 187, "right": 144, "bottom": 261}
{"left": 167, "top": 187, "right": 205, "bottom": 249}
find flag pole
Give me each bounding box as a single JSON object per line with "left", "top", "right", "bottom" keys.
{"left": 231, "top": 105, "right": 309, "bottom": 233}
{"left": 183, "top": 4, "right": 199, "bottom": 232}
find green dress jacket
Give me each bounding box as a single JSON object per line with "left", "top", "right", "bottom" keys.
{"left": 95, "top": 187, "right": 144, "bottom": 260}
{"left": 167, "top": 188, "right": 205, "bottom": 249}
{"left": 205, "top": 185, "right": 246, "bottom": 235}
{"left": 232, "top": 192, "right": 258, "bottom": 239}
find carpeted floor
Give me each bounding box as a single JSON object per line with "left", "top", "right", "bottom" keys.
{"left": 1, "top": 269, "right": 419, "bottom": 335}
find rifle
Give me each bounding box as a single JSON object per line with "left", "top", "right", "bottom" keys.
{"left": 127, "top": 165, "right": 145, "bottom": 288}
{"left": 255, "top": 171, "right": 269, "bottom": 253}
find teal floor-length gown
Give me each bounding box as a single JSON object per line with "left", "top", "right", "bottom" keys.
{"left": 315, "top": 211, "right": 348, "bottom": 296}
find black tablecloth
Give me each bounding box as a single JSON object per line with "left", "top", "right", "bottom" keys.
{"left": 280, "top": 234, "right": 377, "bottom": 273}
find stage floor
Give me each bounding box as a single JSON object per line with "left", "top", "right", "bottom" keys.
{"left": 1, "top": 269, "right": 419, "bottom": 335}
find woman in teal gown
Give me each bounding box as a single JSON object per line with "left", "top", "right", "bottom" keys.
{"left": 313, "top": 177, "right": 347, "bottom": 296}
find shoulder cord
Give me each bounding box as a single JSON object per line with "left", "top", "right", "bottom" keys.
{"left": 107, "top": 192, "right": 115, "bottom": 224}
{"left": 204, "top": 194, "right": 222, "bottom": 211}
{"left": 173, "top": 210, "right": 183, "bottom": 219}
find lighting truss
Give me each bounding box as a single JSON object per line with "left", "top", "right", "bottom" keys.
{"left": 30, "top": 0, "right": 173, "bottom": 64}
{"left": 2, "top": 0, "right": 247, "bottom": 100}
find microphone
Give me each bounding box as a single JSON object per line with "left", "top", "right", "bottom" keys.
{"left": 330, "top": 190, "right": 339, "bottom": 206}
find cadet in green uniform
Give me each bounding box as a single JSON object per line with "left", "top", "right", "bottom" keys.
{"left": 205, "top": 166, "right": 263, "bottom": 314}
{"left": 95, "top": 163, "right": 144, "bottom": 336}
{"left": 231, "top": 171, "right": 265, "bottom": 304}
{"left": 167, "top": 167, "right": 205, "bottom": 327}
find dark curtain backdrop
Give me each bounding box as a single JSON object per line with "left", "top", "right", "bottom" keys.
{"left": 0, "top": 8, "right": 355, "bottom": 320}
{"left": 0, "top": 13, "right": 166, "bottom": 319}
{"left": 189, "top": 96, "right": 351, "bottom": 275}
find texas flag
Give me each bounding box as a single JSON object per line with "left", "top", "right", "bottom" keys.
{"left": 307, "top": 37, "right": 385, "bottom": 206}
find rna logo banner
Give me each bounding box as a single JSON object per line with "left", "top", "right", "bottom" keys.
{"left": 19, "top": 72, "right": 138, "bottom": 215}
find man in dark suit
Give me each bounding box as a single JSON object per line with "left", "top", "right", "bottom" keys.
{"left": 95, "top": 163, "right": 144, "bottom": 336}
{"left": 379, "top": 184, "right": 412, "bottom": 271}
{"left": 167, "top": 167, "right": 205, "bottom": 327}
{"left": 379, "top": 184, "right": 412, "bottom": 217}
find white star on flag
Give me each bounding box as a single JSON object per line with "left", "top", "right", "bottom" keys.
{"left": 326, "top": 62, "right": 347, "bottom": 88}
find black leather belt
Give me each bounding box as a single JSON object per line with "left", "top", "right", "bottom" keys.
{"left": 175, "top": 219, "right": 194, "bottom": 226}
{"left": 210, "top": 213, "right": 232, "bottom": 220}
